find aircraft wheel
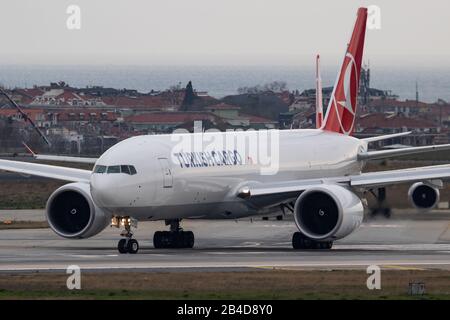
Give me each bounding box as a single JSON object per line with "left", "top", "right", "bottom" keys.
{"left": 184, "top": 231, "right": 195, "bottom": 248}
{"left": 383, "top": 208, "right": 392, "bottom": 218}
{"left": 127, "top": 239, "right": 139, "bottom": 254}
{"left": 118, "top": 239, "right": 128, "bottom": 254}
{"left": 153, "top": 231, "right": 163, "bottom": 249}
{"left": 317, "top": 241, "right": 333, "bottom": 250}
{"left": 292, "top": 232, "right": 332, "bottom": 250}
{"left": 154, "top": 231, "right": 194, "bottom": 249}
{"left": 154, "top": 231, "right": 174, "bottom": 248}
{"left": 292, "top": 232, "right": 306, "bottom": 249}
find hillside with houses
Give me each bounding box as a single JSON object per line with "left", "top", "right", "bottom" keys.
{"left": 1, "top": 68, "right": 449, "bottom": 156}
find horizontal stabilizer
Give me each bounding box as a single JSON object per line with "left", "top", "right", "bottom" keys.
{"left": 358, "top": 144, "right": 450, "bottom": 161}
{"left": 361, "top": 131, "right": 412, "bottom": 143}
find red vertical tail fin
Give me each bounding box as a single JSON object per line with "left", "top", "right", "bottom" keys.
{"left": 322, "top": 7, "right": 367, "bottom": 135}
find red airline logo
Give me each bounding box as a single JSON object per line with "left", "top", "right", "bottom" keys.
{"left": 323, "top": 7, "right": 367, "bottom": 135}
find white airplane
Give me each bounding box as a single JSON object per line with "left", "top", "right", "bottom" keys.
{"left": 2, "top": 7, "right": 450, "bottom": 254}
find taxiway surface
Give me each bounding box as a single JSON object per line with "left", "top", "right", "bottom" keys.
{"left": 0, "top": 215, "right": 449, "bottom": 272}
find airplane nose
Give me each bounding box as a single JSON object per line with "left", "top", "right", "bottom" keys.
{"left": 90, "top": 175, "right": 118, "bottom": 207}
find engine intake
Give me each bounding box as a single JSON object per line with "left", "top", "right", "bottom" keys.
{"left": 408, "top": 182, "right": 439, "bottom": 210}
{"left": 46, "top": 182, "right": 110, "bottom": 239}
{"left": 294, "top": 185, "right": 364, "bottom": 241}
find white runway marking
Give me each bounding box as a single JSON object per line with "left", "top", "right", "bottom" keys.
{"left": 361, "top": 224, "right": 404, "bottom": 228}
{"left": 229, "top": 241, "right": 261, "bottom": 247}
{"left": 262, "top": 224, "right": 293, "bottom": 228}
{"left": 66, "top": 254, "right": 119, "bottom": 258}
{"left": 335, "top": 243, "right": 450, "bottom": 250}
{"left": 205, "top": 251, "right": 266, "bottom": 255}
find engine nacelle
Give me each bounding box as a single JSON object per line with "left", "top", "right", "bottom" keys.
{"left": 46, "top": 182, "right": 111, "bottom": 239}
{"left": 294, "top": 185, "right": 364, "bottom": 241}
{"left": 408, "top": 182, "right": 440, "bottom": 210}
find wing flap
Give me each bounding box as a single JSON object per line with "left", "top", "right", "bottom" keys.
{"left": 237, "top": 165, "right": 450, "bottom": 206}
{"left": 350, "top": 164, "right": 450, "bottom": 187}
{"left": 237, "top": 177, "right": 348, "bottom": 198}
{"left": 0, "top": 159, "right": 91, "bottom": 182}
{"left": 34, "top": 154, "right": 98, "bottom": 164}
{"left": 22, "top": 142, "right": 98, "bottom": 164}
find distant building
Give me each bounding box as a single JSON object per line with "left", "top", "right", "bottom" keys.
{"left": 101, "top": 95, "right": 180, "bottom": 111}
{"left": 205, "top": 102, "right": 277, "bottom": 129}
{"left": 290, "top": 66, "right": 398, "bottom": 116}
{"left": 0, "top": 108, "right": 51, "bottom": 128}
{"left": 205, "top": 102, "right": 241, "bottom": 118}
{"left": 355, "top": 112, "right": 446, "bottom": 146}
{"left": 366, "top": 99, "right": 432, "bottom": 117}
{"left": 124, "top": 112, "right": 220, "bottom": 133}
{"left": 224, "top": 114, "right": 278, "bottom": 129}
{"left": 30, "top": 89, "right": 104, "bottom": 107}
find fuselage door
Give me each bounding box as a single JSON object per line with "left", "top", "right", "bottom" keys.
{"left": 158, "top": 158, "right": 173, "bottom": 188}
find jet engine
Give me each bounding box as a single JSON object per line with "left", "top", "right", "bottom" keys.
{"left": 46, "top": 182, "right": 111, "bottom": 239}
{"left": 293, "top": 185, "right": 364, "bottom": 241}
{"left": 408, "top": 182, "right": 439, "bottom": 210}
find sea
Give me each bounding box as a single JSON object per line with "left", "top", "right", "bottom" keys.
{"left": 0, "top": 64, "right": 449, "bottom": 103}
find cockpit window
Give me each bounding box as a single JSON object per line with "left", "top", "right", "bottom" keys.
{"left": 94, "top": 165, "right": 137, "bottom": 175}
{"left": 120, "top": 165, "right": 130, "bottom": 175}
{"left": 107, "top": 165, "right": 121, "bottom": 174}
{"left": 94, "top": 165, "right": 106, "bottom": 173}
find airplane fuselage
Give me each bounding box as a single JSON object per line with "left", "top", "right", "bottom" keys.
{"left": 90, "top": 129, "right": 367, "bottom": 221}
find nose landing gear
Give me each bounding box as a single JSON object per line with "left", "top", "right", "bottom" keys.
{"left": 153, "top": 219, "right": 195, "bottom": 249}
{"left": 112, "top": 216, "right": 139, "bottom": 254}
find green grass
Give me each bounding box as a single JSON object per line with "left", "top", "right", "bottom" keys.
{"left": 0, "top": 221, "right": 48, "bottom": 230}
{"left": 0, "top": 198, "right": 46, "bottom": 210}
{"left": 0, "top": 289, "right": 449, "bottom": 300}
{"left": 1, "top": 270, "right": 449, "bottom": 300}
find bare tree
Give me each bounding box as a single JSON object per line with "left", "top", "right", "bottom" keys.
{"left": 237, "top": 81, "right": 288, "bottom": 94}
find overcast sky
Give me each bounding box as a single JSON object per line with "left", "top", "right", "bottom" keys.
{"left": 0, "top": 0, "right": 449, "bottom": 66}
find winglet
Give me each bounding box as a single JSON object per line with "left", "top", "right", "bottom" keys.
{"left": 22, "top": 142, "right": 36, "bottom": 157}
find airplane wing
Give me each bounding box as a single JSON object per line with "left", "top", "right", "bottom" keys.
{"left": 0, "top": 159, "right": 91, "bottom": 182}
{"left": 237, "top": 164, "right": 450, "bottom": 200}
{"left": 33, "top": 154, "right": 98, "bottom": 164}
{"left": 22, "top": 143, "right": 98, "bottom": 164}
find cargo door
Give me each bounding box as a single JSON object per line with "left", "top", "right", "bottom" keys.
{"left": 158, "top": 158, "right": 173, "bottom": 188}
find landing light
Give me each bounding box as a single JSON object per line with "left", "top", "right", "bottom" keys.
{"left": 238, "top": 186, "right": 251, "bottom": 199}
{"left": 111, "top": 216, "right": 137, "bottom": 228}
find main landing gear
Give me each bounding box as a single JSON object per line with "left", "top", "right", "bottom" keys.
{"left": 368, "top": 187, "right": 391, "bottom": 218}
{"left": 153, "top": 219, "right": 195, "bottom": 249}
{"left": 112, "top": 216, "right": 139, "bottom": 254}
{"left": 292, "top": 232, "right": 333, "bottom": 250}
